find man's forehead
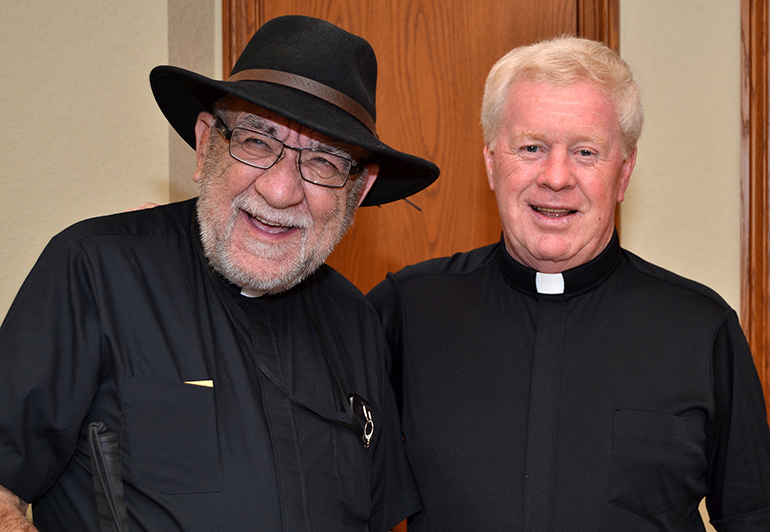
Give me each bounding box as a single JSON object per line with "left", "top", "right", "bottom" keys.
{"left": 505, "top": 81, "right": 618, "bottom": 135}
{"left": 508, "top": 80, "right": 615, "bottom": 116}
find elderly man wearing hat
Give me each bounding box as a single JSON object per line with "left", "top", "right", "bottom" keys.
{"left": 0, "top": 15, "right": 437, "bottom": 532}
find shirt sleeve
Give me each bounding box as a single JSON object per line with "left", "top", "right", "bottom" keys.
{"left": 366, "top": 274, "right": 407, "bottom": 411}
{"left": 706, "top": 309, "right": 770, "bottom": 530}
{"left": 0, "top": 230, "right": 102, "bottom": 502}
{"left": 366, "top": 289, "right": 420, "bottom": 532}
{"left": 368, "top": 368, "right": 420, "bottom": 532}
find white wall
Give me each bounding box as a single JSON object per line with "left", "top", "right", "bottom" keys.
{"left": 620, "top": 0, "right": 742, "bottom": 311}
{"left": 0, "top": 0, "right": 220, "bottom": 318}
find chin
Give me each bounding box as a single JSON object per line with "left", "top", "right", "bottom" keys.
{"left": 532, "top": 238, "right": 574, "bottom": 259}
{"left": 234, "top": 250, "right": 329, "bottom": 295}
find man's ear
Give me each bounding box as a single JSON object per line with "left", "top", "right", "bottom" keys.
{"left": 483, "top": 144, "right": 497, "bottom": 192}
{"left": 616, "top": 147, "right": 637, "bottom": 203}
{"left": 355, "top": 162, "right": 380, "bottom": 207}
{"left": 192, "top": 112, "right": 215, "bottom": 183}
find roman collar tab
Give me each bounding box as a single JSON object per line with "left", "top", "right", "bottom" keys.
{"left": 535, "top": 272, "right": 565, "bottom": 294}
{"left": 498, "top": 231, "right": 622, "bottom": 297}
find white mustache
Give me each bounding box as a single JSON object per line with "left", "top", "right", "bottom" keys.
{"left": 233, "top": 191, "right": 312, "bottom": 230}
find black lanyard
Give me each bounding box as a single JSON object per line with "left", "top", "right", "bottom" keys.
{"left": 192, "top": 220, "right": 373, "bottom": 448}
{"left": 88, "top": 422, "right": 129, "bottom": 532}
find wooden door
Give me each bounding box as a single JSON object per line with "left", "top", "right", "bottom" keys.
{"left": 224, "top": 0, "right": 619, "bottom": 294}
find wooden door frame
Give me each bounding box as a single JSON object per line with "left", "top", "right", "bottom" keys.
{"left": 221, "top": 0, "right": 770, "bottom": 418}
{"left": 222, "top": 0, "right": 261, "bottom": 75}
{"left": 741, "top": 0, "right": 769, "bottom": 420}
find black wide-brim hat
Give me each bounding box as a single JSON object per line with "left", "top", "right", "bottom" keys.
{"left": 150, "top": 15, "right": 439, "bottom": 206}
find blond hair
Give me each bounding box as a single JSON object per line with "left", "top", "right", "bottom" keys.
{"left": 481, "top": 36, "right": 643, "bottom": 155}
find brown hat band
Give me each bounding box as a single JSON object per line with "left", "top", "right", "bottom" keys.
{"left": 228, "top": 68, "right": 378, "bottom": 137}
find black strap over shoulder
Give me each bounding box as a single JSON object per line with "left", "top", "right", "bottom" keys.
{"left": 191, "top": 215, "right": 372, "bottom": 441}
{"left": 300, "top": 286, "right": 374, "bottom": 449}
{"left": 88, "top": 422, "right": 129, "bottom": 532}
{"left": 191, "top": 217, "right": 375, "bottom": 531}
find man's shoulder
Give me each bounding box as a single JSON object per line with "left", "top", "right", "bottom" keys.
{"left": 25, "top": 200, "right": 199, "bottom": 293}
{"left": 387, "top": 242, "right": 500, "bottom": 284}
{"left": 366, "top": 243, "right": 500, "bottom": 307}
{"left": 62, "top": 199, "right": 195, "bottom": 243}
{"left": 619, "top": 248, "right": 731, "bottom": 311}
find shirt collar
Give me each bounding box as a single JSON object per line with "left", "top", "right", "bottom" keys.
{"left": 498, "top": 231, "right": 622, "bottom": 297}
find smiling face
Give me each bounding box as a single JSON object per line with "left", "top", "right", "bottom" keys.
{"left": 484, "top": 80, "right": 636, "bottom": 273}
{"left": 193, "top": 102, "right": 377, "bottom": 295}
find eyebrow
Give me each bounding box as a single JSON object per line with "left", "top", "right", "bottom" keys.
{"left": 235, "top": 115, "right": 275, "bottom": 135}
{"left": 234, "top": 114, "right": 357, "bottom": 158}
{"left": 514, "top": 131, "right": 605, "bottom": 145}
{"left": 514, "top": 131, "right": 547, "bottom": 142}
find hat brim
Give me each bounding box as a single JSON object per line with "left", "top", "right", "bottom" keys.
{"left": 150, "top": 66, "right": 439, "bottom": 206}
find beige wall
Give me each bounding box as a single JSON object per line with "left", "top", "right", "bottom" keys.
{"left": 620, "top": 0, "right": 742, "bottom": 312}
{"left": 0, "top": 0, "right": 220, "bottom": 318}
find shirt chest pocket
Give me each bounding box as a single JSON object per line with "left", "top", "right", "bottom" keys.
{"left": 121, "top": 377, "right": 221, "bottom": 494}
{"left": 607, "top": 409, "right": 707, "bottom": 516}
{"left": 334, "top": 423, "right": 373, "bottom": 523}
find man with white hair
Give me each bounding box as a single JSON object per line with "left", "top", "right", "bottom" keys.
{"left": 369, "top": 37, "right": 770, "bottom": 531}
{"left": 0, "top": 15, "right": 438, "bottom": 532}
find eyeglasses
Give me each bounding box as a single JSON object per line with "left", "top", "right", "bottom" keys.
{"left": 213, "top": 116, "right": 363, "bottom": 188}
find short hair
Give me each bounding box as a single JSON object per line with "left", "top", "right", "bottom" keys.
{"left": 481, "top": 36, "right": 643, "bottom": 155}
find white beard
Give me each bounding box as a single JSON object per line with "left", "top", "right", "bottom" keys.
{"left": 195, "top": 151, "right": 363, "bottom": 294}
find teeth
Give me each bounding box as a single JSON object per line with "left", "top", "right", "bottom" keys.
{"left": 533, "top": 206, "right": 574, "bottom": 217}
{"left": 250, "top": 214, "right": 282, "bottom": 227}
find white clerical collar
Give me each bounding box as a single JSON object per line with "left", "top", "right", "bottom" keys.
{"left": 535, "top": 272, "right": 565, "bottom": 294}
{"left": 240, "top": 286, "right": 264, "bottom": 298}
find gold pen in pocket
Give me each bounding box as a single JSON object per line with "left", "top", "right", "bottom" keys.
{"left": 184, "top": 380, "right": 214, "bottom": 388}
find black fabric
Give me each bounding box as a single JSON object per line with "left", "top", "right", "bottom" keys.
{"left": 248, "top": 298, "right": 312, "bottom": 532}
{"left": 0, "top": 199, "right": 419, "bottom": 532}
{"left": 367, "top": 233, "right": 770, "bottom": 531}
{"left": 88, "top": 423, "right": 128, "bottom": 532}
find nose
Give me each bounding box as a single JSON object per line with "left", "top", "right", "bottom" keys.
{"left": 537, "top": 149, "right": 575, "bottom": 191}
{"left": 252, "top": 148, "right": 305, "bottom": 208}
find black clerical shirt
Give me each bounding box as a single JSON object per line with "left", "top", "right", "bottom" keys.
{"left": 0, "top": 199, "right": 418, "bottom": 532}
{"left": 368, "top": 232, "right": 770, "bottom": 532}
